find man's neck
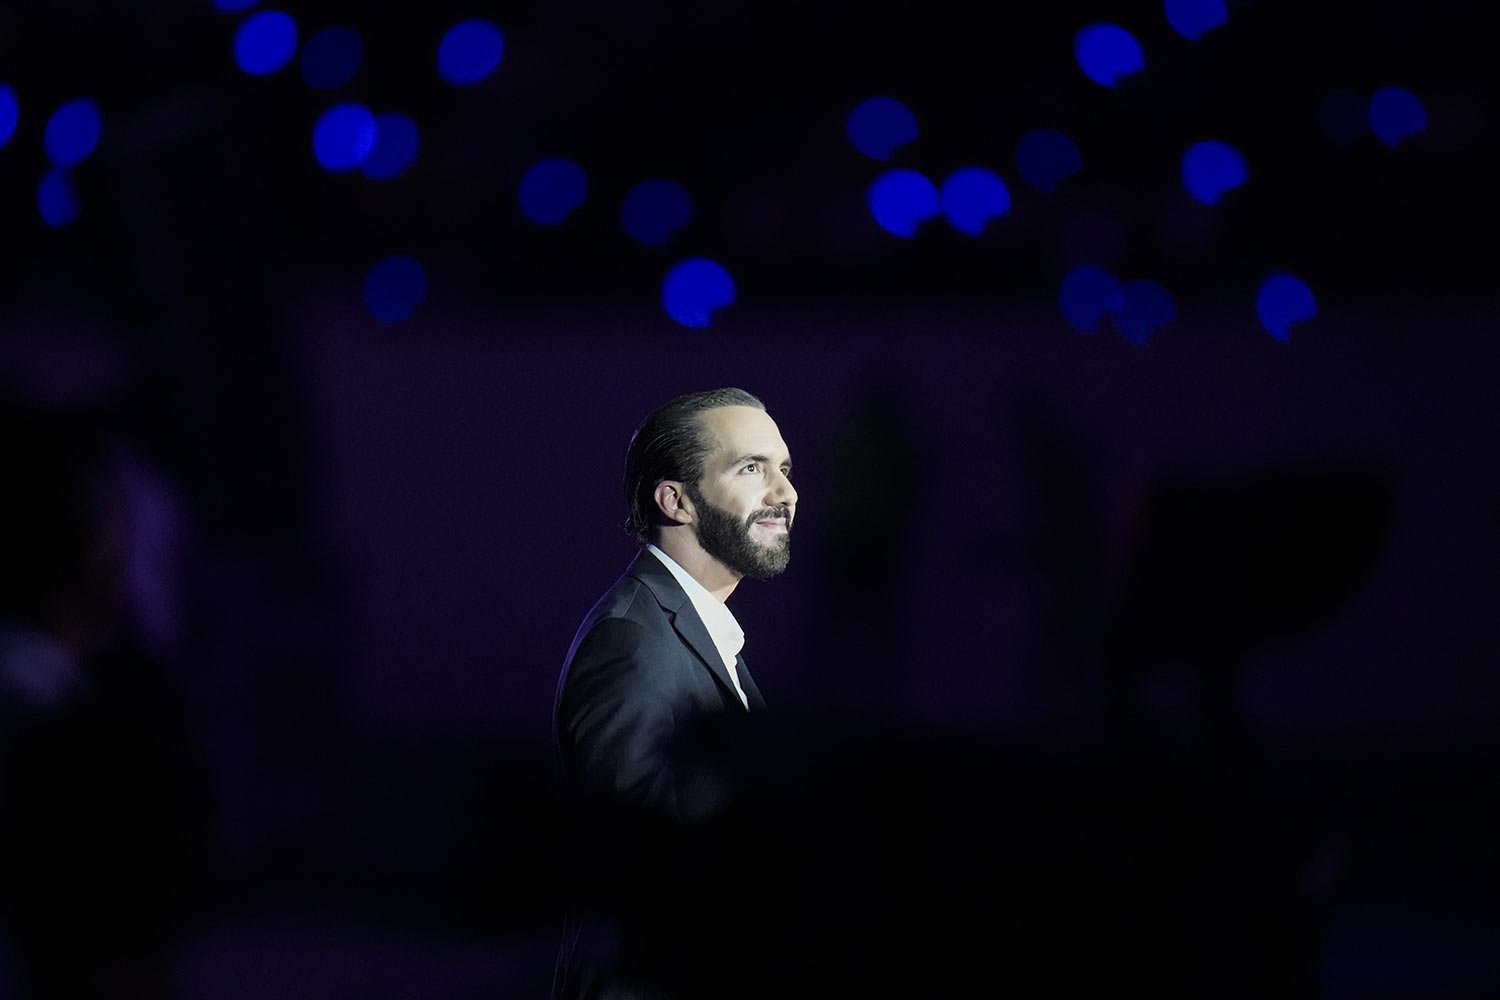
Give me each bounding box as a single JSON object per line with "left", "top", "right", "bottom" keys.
{"left": 652, "top": 531, "right": 741, "bottom": 602}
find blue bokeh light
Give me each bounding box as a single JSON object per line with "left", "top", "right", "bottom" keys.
{"left": 234, "top": 10, "right": 298, "bottom": 76}
{"left": 214, "top": 0, "right": 259, "bottom": 11}
{"left": 37, "top": 169, "right": 81, "bottom": 228}
{"left": 1164, "top": 0, "right": 1227, "bottom": 40}
{"left": 364, "top": 255, "right": 428, "bottom": 324}
{"left": 360, "top": 113, "right": 419, "bottom": 180}
{"left": 313, "top": 103, "right": 377, "bottom": 171}
{"left": 1369, "top": 86, "right": 1427, "bottom": 148}
{"left": 621, "top": 179, "right": 693, "bottom": 246}
{"left": 1256, "top": 273, "right": 1317, "bottom": 342}
{"left": 437, "top": 19, "right": 504, "bottom": 86}
{"left": 301, "top": 27, "right": 362, "bottom": 90}
{"left": 846, "top": 97, "right": 919, "bottom": 161}
{"left": 1016, "top": 129, "right": 1082, "bottom": 193}
{"left": 1181, "top": 140, "right": 1249, "bottom": 205}
{"left": 662, "top": 258, "right": 735, "bottom": 329}
{"left": 940, "top": 167, "right": 1010, "bottom": 237}
{"left": 867, "top": 168, "right": 939, "bottom": 238}
{"left": 1075, "top": 24, "right": 1145, "bottom": 88}
{"left": 519, "top": 157, "right": 588, "bottom": 226}
{"left": 1059, "top": 265, "right": 1122, "bottom": 334}
{"left": 1, "top": 86, "right": 19, "bottom": 149}
{"left": 43, "top": 98, "right": 101, "bottom": 167}
{"left": 1115, "top": 280, "right": 1176, "bottom": 346}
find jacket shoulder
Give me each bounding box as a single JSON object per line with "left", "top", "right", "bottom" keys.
{"left": 574, "top": 573, "right": 670, "bottom": 641}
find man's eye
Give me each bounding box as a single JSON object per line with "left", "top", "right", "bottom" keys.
{"left": 741, "top": 463, "right": 760, "bottom": 474}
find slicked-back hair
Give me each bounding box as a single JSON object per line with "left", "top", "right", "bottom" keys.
{"left": 623, "top": 387, "right": 766, "bottom": 542}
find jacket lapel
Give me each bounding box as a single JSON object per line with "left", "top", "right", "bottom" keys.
{"left": 628, "top": 550, "right": 748, "bottom": 709}
{"left": 736, "top": 654, "right": 767, "bottom": 710}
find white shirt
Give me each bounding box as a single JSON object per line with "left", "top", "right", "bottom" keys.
{"left": 647, "top": 544, "right": 749, "bottom": 709}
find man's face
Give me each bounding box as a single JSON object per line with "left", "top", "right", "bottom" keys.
{"left": 687, "top": 406, "right": 798, "bottom": 580}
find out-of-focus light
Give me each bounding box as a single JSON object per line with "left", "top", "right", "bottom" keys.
{"left": 301, "top": 27, "right": 362, "bottom": 90}
{"left": 43, "top": 98, "right": 101, "bottom": 167}
{"left": 1319, "top": 89, "right": 1368, "bottom": 146}
{"left": 1181, "top": 140, "right": 1248, "bottom": 205}
{"left": 1115, "top": 279, "right": 1176, "bottom": 346}
{"left": 1, "top": 86, "right": 20, "bottom": 149}
{"left": 662, "top": 258, "right": 735, "bottom": 329}
{"left": 621, "top": 179, "right": 693, "bottom": 246}
{"left": 1256, "top": 273, "right": 1316, "bottom": 341}
{"left": 846, "top": 97, "right": 918, "bottom": 161}
{"left": 1016, "top": 129, "right": 1082, "bottom": 193}
{"left": 867, "top": 168, "right": 939, "bottom": 238}
{"left": 437, "top": 19, "right": 504, "bottom": 86}
{"left": 215, "top": 0, "right": 259, "bottom": 11}
{"left": 1369, "top": 86, "right": 1427, "bottom": 148}
{"left": 37, "top": 169, "right": 80, "bottom": 228}
{"left": 364, "top": 255, "right": 428, "bottom": 324}
{"left": 1060, "top": 265, "right": 1122, "bottom": 334}
{"left": 360, "top": 113, "right": 419, "bottom": 180}
{"left": 313, "top": 103, "right": 377, "bottom": 171}
{"left": 940, "top": 166, "right": 1010, "bottom": 237}
{"left": 1164, "top": 0, "right": 1227, "bottom": 40}
{"left": 234, "top": 10, "right": 298, "bottom": 76}
{"left": 519, "top": 157, "right": 588, "bottom": 225}
{"left": 1075, "top": 24, "right": 1145, "bottom": 88}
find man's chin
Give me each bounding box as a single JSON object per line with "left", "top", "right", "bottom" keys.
{"left": 691, "top": 499, "right": 792, "bottom": 580}
{"left": 747, "top": 542, "right": 791, "bottom": 578}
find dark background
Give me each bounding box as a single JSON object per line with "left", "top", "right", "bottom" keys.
{"left": 2, "top": 0, "right": 1498, "bottom": 995}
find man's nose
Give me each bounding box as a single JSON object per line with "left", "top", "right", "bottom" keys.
{"left": 767, "top": 470, "right": 798, "bottom": 508}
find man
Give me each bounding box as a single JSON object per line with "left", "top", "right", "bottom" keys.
{"left": 552, "top": 387, "right": 797, "bottom": 998}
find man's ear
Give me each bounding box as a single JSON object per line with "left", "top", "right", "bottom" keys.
{"left": 653, "top": 480, "right": 695, "bottom": 526}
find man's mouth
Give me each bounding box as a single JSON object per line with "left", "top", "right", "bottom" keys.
{"left": 749, "top": 505, "right": 792, "bottom": 535}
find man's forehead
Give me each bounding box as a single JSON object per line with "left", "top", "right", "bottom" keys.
{"left": 702, "top": 405, "right": 788, "bottom": 456}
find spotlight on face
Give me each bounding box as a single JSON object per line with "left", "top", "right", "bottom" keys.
{"left": 683, "top": 405, "right": 797, "bottom": 581}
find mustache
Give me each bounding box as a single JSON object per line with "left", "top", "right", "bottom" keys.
{"left": 747, "top": 505, "right": 792, "bottom": 527}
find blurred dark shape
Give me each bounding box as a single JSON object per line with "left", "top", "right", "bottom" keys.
{"left": 0, "top": 402, "right": 211, "bottom": 999}
{"left": 1104, "top": 462, "right": 1395, "bottom": 665}
{"left": 0, "top": 405, "right": 126, "bottom": 676}
{"left": 1101, "top": 461, "right": 1395, "bottom": 762}
{"left": 328, "top": 733, "right": 571, "bottom": 941}
{"left": 1006, "top": 392, "right": 1110, "bottom": 678}
{"left": 807, "top": 378, "right": 922, "bottom": 718}
{"left": 559, "top": 709, "right": 1333, "bottom": 997}
{"left": 1083, "top": 462, "right": 1397, "bottom": 997}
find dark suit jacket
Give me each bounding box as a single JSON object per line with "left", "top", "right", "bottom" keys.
{"left": 552, "top": 547, "right": 765, "bottom": 1000}
{"left": 555, "top": 547, "right": 765, "bottom": 814}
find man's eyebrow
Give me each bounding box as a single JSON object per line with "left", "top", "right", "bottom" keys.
{"left": 727, "top": 453, "right": 792, "bottom": 469}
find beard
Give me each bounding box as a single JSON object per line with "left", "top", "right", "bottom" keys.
{"left": 687, "top": 485, "right": 792, "bottom": 580}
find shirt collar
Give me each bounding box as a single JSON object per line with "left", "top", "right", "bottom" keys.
{"left": 646, "top": 544, "right": 745, "bottom": 666}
